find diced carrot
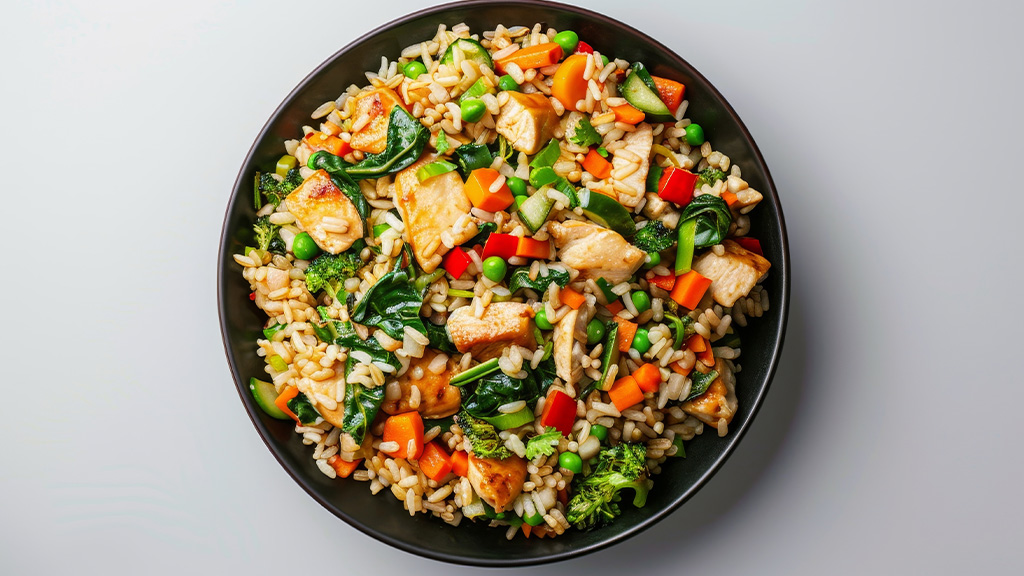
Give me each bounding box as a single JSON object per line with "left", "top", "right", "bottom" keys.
{"left": 722, "top": 191, "right": 739, "bottom": 207}
{"left": 632, "top": 363, "right": 662, "bottom": 393}
{"left": 327, "top": 455, "right": 363, "bottom": 478}
{"left": 418, "top": 441, "right": 453, "bottom": 482}
{"left": 274, "top": 385, "right": 300, "bottom": 422}
{"left": 651, "top": 76, "right": 686, "bottom": 112}
{"left": 551, "top": 53, "right": 591, "bottom": 112}
{"left": 612, "top": 316, "right": 638, "bottom": 352}
{"left": 556, "top": 488, "right": 569, "bottom": 507}
{"left": 303, "top": 130, "right": 352, "bottom": 157}
{"left": 382, "top": 411, "right": 424, "bottom": 460}
{"left": 582, "top": 148, "right": 613, "bottom": 179}
{"left": 698, "top": 344, "right": 715, "bottom": 367}
{"left": 465, "top": 168, "right": 514, "bottom": 212}
{"left": 559, "top": 287, "right": 586, "bottom": 310}
{"left": 321, "top": 121, "right": 342, "bottom": 137}
{"left": 496, "top": 42, "right": 563, "bottom": 74}
{"left": 685, "top": 333, "right": 706, "bottom": 353}
{"left": 649, "top": 274, "right": 677, "bottom": 292}
{"left": 515, "top": 237, "right": 551, "bottom": 259}
{"left": 608, "top": 375, "right": 644, "bottom": 411}
{"left": 670, "top": 361, "right": 693, "bottom": 376}
{"left": 610, "top": 104, "right": 645, "bottom": 125}
{"left": 670, "top": 270, "right": 712, "bottom": 310}
{"left": 451, "top": 450, "right": 470, "bottom": 477}
{"left": 605, "top": 300, "right": 624, "bottom": 315}
{"left": 522, "top": 523, "right": 532, "bottom": 538}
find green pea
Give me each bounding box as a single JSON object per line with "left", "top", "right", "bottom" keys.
{"left": 558, "top": 451, "right": 583, "bottom": 474}
{"left": 514, "top": 195, "right": 528, "bottom": 210}
{"left": 600, "top": 54, "right": 609, "bottom": 66}
{"left": 460, "top": 99, "right": 486, "bottom": 123}
{"left": 631, "top": 291, "right": 651, "bottom": 313}
{"left": 507, "top": 176, "right": 528, "bottom": 197}
{"left": 684, "top": 123, "right": 705, "bottom": 146}
{"left": 586, "top": 319, "right": 606, "bottom": 345}
{"left": 403, "top": 60, "right": 427, "bottom": 79}
{"left": 632, "top": 328, "right": 651, "bottom": 354}
{"left": 292, "top": 232, "right": 321, "bottom": 260}
{"left": 482, "top": 256, "right": 507, "bottom": 282}
{"left": 553, "top": 30, "right": 579, "bottom": 54}
{"left": 535, "top": 308, "right": 553, "bottom": 330}
{"left": 643, "top": 252, "right": 661, "bottom": 269}
{"left": 590, "top": 424, "right": 608, "bottom": 442}
{"left": 498, "top": 74, "right": 520, "bottom": 92}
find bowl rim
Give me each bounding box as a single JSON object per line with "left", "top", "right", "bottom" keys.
{"left": 218, "top": 0, "right": 790, "bottom": 566}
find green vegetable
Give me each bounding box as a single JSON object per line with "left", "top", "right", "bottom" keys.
{"left": 523, "top": 506, "right": 546, "bottom": 526}
{"left": 507, "top": 265, "right": 571, "bottom": 294}
{"left": 341, "top": 382, "right": 385, "bottom": 444}
{"left": 287, "top": 392, "right": 320, "bottom": 425}
{"left": 535, "top": 308, "right": 554, "bottom": 330}
{"left": 416, "top": 160, "right": 458, "bottom": 182}
{"left": 464, "top": 221, "right": 497, "bottom": 247}
{"left": 458, "top": 78, "right": 491, "bottom": 103}
{"left": 452, "top": 143, "right": 493, "bottom": 177}
{"left": 304, "top": 247, "right": 364, "bottom": 302}
{"left": 600, "top": 55, "right": 610, "bottom": 66}
{"left": 253, "top": 216, "right": 285, "bottom": 255}
{"left": 632, "top": 220, "right": 675, "bottom": 254}
{"left": 493, "top": 134, "right": 516, "bottom": 166}
{"left": 446, "top": 289, "right": 476, "bottom": 299}
{"left": 590, "top": 424, "right": 608, "bottom": 442}
{"left": 506, "top": 176, "right": 528, "bottom": 197}
{"left": 403, "top": 60, "right": 427, "bottom": 79}
{"left": 310, "top": 106, "right": 429, "bottom": 180}
{"left": 262, "top": 323, "right": 286, "bottom": 340}
{"left": 440, "top": 38, "right": 493, "bottom": 69}
{"left": 514, "top": 195, "right": 527, "bottom": 211}
{"left": 249, "top": 378, "right": 289, "bottom": 420}
{"left": 254, "top": 169, "right": 302, "bottom": 210}
{"left": 529, "top": 166, "right": 558, "bottom": 188}
{"left": 530, "top": 139, "right": 561, "bottom": 169}
{"left": 646, "top": 165, "right": 664, "bottom": 192}
{"left": 586, "top": 318, "right": 606, "bottom": 345}
{"left": 349, "top": 268, "right": 426, "bottom": 341}
{"left": 684, "top": 369, "right": 718, "bottom": 401}
{"left": 498, "top": 74, "right": 520, "bottom": 92}
{"left": 268, "top": 355, "right": 288, "bottom": 373}
{"left": 292, "top": 232, "right": 320, "bottom": 260}
{"left": 675, "top": 218, "right": 696, "bottom": 275}
{"left": 482, "top": 256, "right": 507, "bottom": 282}
{"left": 644, "top": 252, "right": 661, "bottom": 269}
{"left": 450, "top": 358, "right": 501, "bottom": 387}
{"left": 668, "top": 435, "right": 686, "bottom": 458}
{"left": 422, "top": 319, "right": 457, "bottom": 353}
{"left": 482, "top": 501, "right": 506, "bottom": 520}
{"left": 517, "top": 185, "right": 555, "bottom": 232}
{"left": 595, "top": 278, "right": 617, "bottom": 304}
{"left": 372, "top": 223, "right": 391, "bottom": 238}
{"left": 484, "top": 407, "right": 536, "bottom": 430}
{"left": 684, "top": 123, "right": 705, "bottom": 146}
{"left": 559, "top": 451, "right": 584, "bottom": 474}
{"left": 579, "top": 188, "right": 635, "bottom": 238}
{"left": 696, "top": 167, "right": 726, "bottom": 188}
{"left": 597, "top": 322, "right": 620, "bottom": 392}
{"left": 663, "top": 313, "right": 695, "bottom": 349}
{"left": 554, "top": 177, "right": 581, "bottom": 209}
{"left": 456, "top": 410, "right": 512, "bottom": 459}
{"left": 619, "top": 62, "right": 674, "bottom": 122}
{"left": 434, "top": 130, "right": 450, "bottom": 154}
{"left": 680, "top": 194, "right": 732, "bottom": 249}
{"left": 566, "top": 443, "right": 649, "bottom": 530}
{"left": 631, "top": 292, "right": 651, "bottom": 313}
{"left": 597, "top": 146, "right": 608, "bottom": 158}
{"left": 568, "top": 116, "right": 602, "bottom": 148}
{"left": 552, "top": 30, "right": 579, "bottom": 53}
{"left": 460, "top": 98, "right": 486, "bottom": 123}
{"left": 276, "top": 155, "right": 298, "bottom": 177}
{"left": 525, "top": 427, "right": 562, "bottom": 459}
{"left": 631, "top": 328, "right": 651, "bottom": 354}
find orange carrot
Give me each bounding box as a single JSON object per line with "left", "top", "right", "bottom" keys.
{"left": 582, "top": 148, "right": 613, "bottom": 179}
{"left": 550, "top": 53, "right": 590, "bottom": 111}
{"left": 496, "top": 42, "right": 563, "bottom": 74}
{"left": 382, "top": 411, "right": 424, "bottom": 460}
{"left": 418, "top": 441, "right": 453, "bottom": 482}
{"left": 670, "top": 270, "right": 712, "bottom": 310}
{"left": 648, "top": 274, "right": 677, "bottom": 292}
{"left": 515, "top": 237, "right": 551, "bottom": 259}
{"left": 632, "top": 363, "right": 662, "bottom": 393}
{"left": 685, "top": 333, "right": 706, "bottom": 353}
{"left": 303, "top": 130, "right": 351, "bottom": 157}
{"left": 611, "top": 104, "right": 645, "bottom": 125}
{"left": 670, "top": 361, "right": 694, "bottom": 376}
{"left": 327, "top": 455, "right": 363, "bottom": 478}
{"left": 722, "top": 191, "right": 738, "bottom": 207}
{"left": 612, "top": 316, "right": 638, "bottom": 352}
{"left": 651, "top": 76, "right": 686, "bottom": 112}
{"left": 522, "top": 523, "right": 532, "bottom": 538}
{"left": 608, "top": 375, "right": 644, "bottom": 411}
{"left": 698, "top": 344, "right": 715, "bottom": 367}
{"left": 451, "top": 450, "right": 470, "bottom": 477}
{"left": 464, "top": 168, "right": 513, "bottom": 212}
{"left": 274, "top": 385, "right": 300, "bottom": 422}
{"left": 605, "top": 300, "right": 624, "bottom": 315}
{"left": 559, "top": 287, "right": 586, "bottom": 310}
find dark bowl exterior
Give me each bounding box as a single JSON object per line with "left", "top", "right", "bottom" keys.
{"left": 218, "top": 0, "right": 789, "bottom": 566}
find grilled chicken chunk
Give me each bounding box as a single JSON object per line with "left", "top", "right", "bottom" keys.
{"left": 610, "top": 123, "right": 652, "bottom": 207}
{"left": 381, "top": 350, "right": 461, "bottom": 419}
{"left": 495, "top": 92, "right": 559, "bottom": 155}
{"left": 447, "top": 302, "right": 536, "bottom": 361}
{"left": 285, "top": 169, "right": 364, "bottom": 254}
{"left": 348, "top": 87, "right": 407, "bottom": 154}
{"left": 680, "top": 359, "right": 738, "bottom": 434}
{"left": 548, "top": 220, "right": 645, "bottom": 284}
{"left": 467, "top": 453, "right": 528, "bottom": 512}
{"left": 394, "top": 154, "right": 473, "bottom": 273}
{"left": 691, "top": 239, "right": 771, "bottom": 307}
{"left": 553, "top": 308, "right": 588, "bottom": 389}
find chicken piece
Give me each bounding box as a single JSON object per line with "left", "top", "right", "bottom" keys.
{"left": 381, "top": 350, "right": 461, "bottom": 419}
{"left": 548, "top": 220, "right": 645, "bottom": 284}
{"left": 260, "top": 267, "right": 290, "bottom": 292}
{"left": 285, "top": 169, "right": 364, "bottom": 254}
{"left": 680, "top": 359, "right": 738, "bottom": 434}
{"left": 467, "top": 453, "right": 528, "bottom": 512}
{"left": 691, "top": 239, "right": 771, "bottom": 307}
{"left": 447, "top": 302, "right": 536, "bottom": 361}
{"left": 610, "top": 123, "right": 652, "bottom": 207}
{"left": 394, "top": 154, "right": 473, "bottom": 273}
{"left": 295, "top": 371, "right": 346, "bottom": 428}
{"left": 348, "top": 87, "right": 407, "bottom": 154}
{"left": 553, "top": 308, "right": 588, "bottom": 389}
{"left": 494, "top": 92, "right": 559, "bottom": 155}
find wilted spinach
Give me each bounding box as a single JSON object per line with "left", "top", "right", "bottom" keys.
{"left": 342, "top": 382, "right": 385, "bottom": 444}
{"left": 287, "top": 392, "right": 320, "bottom": 425}
{"left": 680, "top": 195, "right": 732, "bottom": 249}
{"left": 349, "top": 268, "right": 426, "bottom": 341}
{"left": 507, "top": 266, "right": 571, "bottom": 294}
{"left": 452, "top": 143, "right": 493, "bottom": 177}
{"left": 684, "top": 369, "right": 719, "bottom": 401}
{"left": 465, "top": 221, "right": 497, "bottom": 247}
{"left": 459, "top": 369, "right": 542, "bottom": 421}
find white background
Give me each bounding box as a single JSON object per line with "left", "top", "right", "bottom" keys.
{"left": 4, "top": 0, "right": 1022, "bottom": 573}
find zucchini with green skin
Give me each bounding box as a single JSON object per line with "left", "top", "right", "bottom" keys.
{"left": 578, "top": 188, "right": 636, "bottom": 238}
{"left": 518, "top": 186, "right": 556, "bottom": 233}
{"left": 620, "top": 62, "right": 675, "bottom": 122}
{"left": 441, "top": 38, "right": 493, "bottom": 69}
{"left": 249, "top": 378, "right": 289, "bottom": 420}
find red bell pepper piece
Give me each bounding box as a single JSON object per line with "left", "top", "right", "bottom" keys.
{"left": 481, "top": 233, "right": 519, "bottom": 261}
{"left": 574, "top": 41, "right": 594, "bottom": 54}
{"left": 539, "top": 390, "right": 576, "bottom": 436}
{"left": 657, "top": 167, "right": 699, "bottom": 206}
{"left": 648, "top": 274, "right": 677, "bottom": 292}
{"left": 442, "top": 247, "right": 471, "bottom": 279}
{"left": 735, "top": 237, "right": 763, "bottom": 256}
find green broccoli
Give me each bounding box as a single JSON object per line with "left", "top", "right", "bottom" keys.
{"left": 255, "top": 168, "right": 303, "bottom": 209}
{"left": 632, "top": 220, "right": 676, "bottom": 254}
{"left": 566, "top": 443, "right": 650, "bottom": 530}
{"left": 696, "top": 167, "right": 726, "bottom": 189}
{"left": 456, "top": 410, "right": 511, "bottom": 460}
{"left": 304, "top": 249, "right": 364, "bottom": 302}
{"left": 253, "top": 216, "right": 286, "bottom": 254}
{"left": 524, "top": 427, "right": 561, "bottom": 459}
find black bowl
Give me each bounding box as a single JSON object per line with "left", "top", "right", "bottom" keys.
{"left": 218, "top": 0, "right": 789, "bottom": 566}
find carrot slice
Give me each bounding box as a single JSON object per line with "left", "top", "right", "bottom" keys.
{"left": 605, "top": 300, "right": 624, "bottom": 315}
{"left": 464, "top": 168, "right": 514, "bottom": 212}
{"left": 496, "top": 42, "right": 563, "bottom": 74}
{"left": 608, "top": 375, "right": 644, "bottom": 411}
{"left": 382, "top": 412, "right": 425, "bottom": 460}
{"left": 559, "top": 287, "right": 586, "bottom": 310}
{"left": 632, "top": 363, "right": 662, "bottom": 393}
{"left": 274, "top": 385, "right": 300, "bottom": 422}
{"left": 722, "top": 191, "right": 739, "bottom": 207}
{"left": 651, "top": 76, "right": 686, "bottom": 112}
{"left": 451, "top": 450, "right": 470, "bottom": 477}
{"left": 515, "top": 237, "right": 551, "bottom": 259}
{"left": 670, "top": 270, "right": 712, "bottom": 310}
{"left": 522, "top": 523, "right": 532, "bottom": 538}
{"left": 551, "top": 53, "right": 590, "bottom": 112}
{"left": 418, "top": 441, "right": 453, "bottom": 482}
{"left": 303, "top": 130, "right": 352, "bottom": 157}
{"left": 582, "top": 148, "right": 613, "bottom": 179}
{"left": 612, "top": 316, "right": 638, "bottom": 352}
{"left": 698, "top": 344, "right": 715, "bottom": 367}
{"left": 685, "top": 333, "right": 706, "bottom": 353}
{"left": 670, "top": 361, "right": 694, "bottom": 376}
{"left": 327, "top": 455, "right": 363, "bottom": 478}
{"left": 611, "top": 104, "right": 645, "bottom": 125}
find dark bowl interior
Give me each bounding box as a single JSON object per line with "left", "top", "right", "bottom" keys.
{"left": 218, "top": 0, "right": 789, "bottom": 567}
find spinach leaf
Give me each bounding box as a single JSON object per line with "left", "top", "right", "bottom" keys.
{"left": 346, "top": 107, "right": 429, "bottom": 178}
{"left": 461, "top": 370, "right": 541, "bottom": 420}
{"left": 423, "top": 319, "right": 457, "bottom": 353}
{"left": 313, "top": 308, "right": 401, "bottom": 375}
{"left": 534, "top": 355, "right": 558, "bottom": 394}
{"left": 680, "top": 195, "right": 732, "bottom": 249}
{"left": 341, "top": 382, "right": 385, "bottom": 444}
{"left": 452, "top": 143, "right": 493, "bottom": 177}
{"left": 568, "top": 116, "right": 602, "bottom": 148}
{"left": 465, "top": 221, "right": 497, "bottom": 247}
{"left": 507, "top": 266, "right": 571, "bottom": 294}
{"left": 530, "top": 139, "right": 561, "bottom": 168}
{"left": 349, "top": 268, "right": 426, "bottom": 341}
{"left": 684, "top": 369, "right": 719, "bottom": 401}
{"left": 287, "top": 392, "right": 320, "bottom": 425}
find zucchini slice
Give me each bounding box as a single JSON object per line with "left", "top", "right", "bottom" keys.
{"left": 519, "top": 186, "right": 555, "bottom": 233}
{"left": 249, "top": 377, "right": 289, "bottom": 420}
{"left": 620, "top": 62, "right": 675, "bottom": 122}
{"left": 441, "top": 38, "right": 493, "bottom": 69}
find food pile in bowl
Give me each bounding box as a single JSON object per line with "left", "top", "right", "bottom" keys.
{"left": 235, "top": 20, "right": 771, "bottom": 540}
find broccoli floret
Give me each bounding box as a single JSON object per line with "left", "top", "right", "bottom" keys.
{"left": 566, "top": 443, "right": 649, "bottom": 530}
{"left": 253, "top": 216, "right": 286, "bottom": 254}
{"left": 456, "top": 410, "right": 511, "bottom": 460}
{"left": 255, "top": 168, "right": 303, "bottom": 209}
{"left": 632, "top": 220, "right": 676, "bottom": 254}
{"left": 696, "top": 168, "right": 726, "bottom": 189}
{"left": 524, "top": 427, "right": 561, "bottom": 459}
{"left": 304, "top": 251, "right": 363, "bottom": 302}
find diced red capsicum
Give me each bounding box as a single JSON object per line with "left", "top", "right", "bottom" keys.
{"left": 735, "top": 237, "right": 763, "bottom": 256}
{"left": 657, "top": 167, "right": 699, "bottom": 206}
{"left": 481, "top": 233, "right": 519, "bottom": 260}
{"left": 539, "top": 390, "right": 576, "bottom": 436}
{"left": 574, "top": 41, "right": 594, "bottom": 54}
{"left": 648, "top": 274, "right": 677, "bottom": 292}
{"left": 443, "top": 247, "right": 472, "bottom": 279}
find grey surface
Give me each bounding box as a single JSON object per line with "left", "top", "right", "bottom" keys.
{"left": 3, "top": 0, "right": 1021, "bottom": 573}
